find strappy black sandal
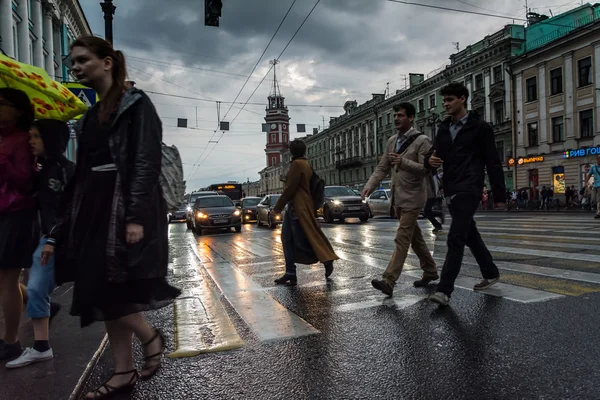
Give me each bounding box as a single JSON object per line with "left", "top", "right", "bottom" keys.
{"left": 86, "top": 369, "right": 138, "bottom": 399}
{"left": 141, "top": 329, "right": 164, "bottom": 380}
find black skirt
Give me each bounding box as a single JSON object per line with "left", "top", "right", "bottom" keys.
{"left": 0, "top": 209, "right": 34, "bottom": 270}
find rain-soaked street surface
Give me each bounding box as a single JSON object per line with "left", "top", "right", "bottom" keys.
{"left": 80, "top": 213, "right": 600, "bottom": 400}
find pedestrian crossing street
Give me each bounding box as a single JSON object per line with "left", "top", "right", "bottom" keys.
{"left": 166, "top": 214, "right": 600, "bottom": 357}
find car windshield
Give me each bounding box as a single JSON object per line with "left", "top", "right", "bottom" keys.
{"left": 270, "top": 195, "right": 281, "bottom": 204}
{"left": 195, "top": 197, "right": 234, "bottom": 208}
{"left": 189, "top": 193, "right": 215, "bottom": 203}
{"left": 243, "top": 198, "right": 261, "bottom": 207}
{"left": 325, "top": 187, "right": 357, "bottom": 197}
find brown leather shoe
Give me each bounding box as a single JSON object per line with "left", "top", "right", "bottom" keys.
{"left": 371, "top": 279, "right": 394, "bottom": 296}
{"left": 413, "top": 274, "right": 440, "bottom": 287}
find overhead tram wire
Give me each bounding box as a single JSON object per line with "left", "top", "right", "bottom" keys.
{"left": 384, "top": 0, "right": 527, "bottom": 20}
{"left": 189, "top": 0, "right": 322, "bottom": 181}
{"left": 127, "top": 66, "right": 264, "bottom": 117}
{"left": 186, "top": 0, "right": 299, "bottom": 181}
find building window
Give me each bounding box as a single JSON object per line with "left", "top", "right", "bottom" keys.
{"left": 369, "top": 120, "right": 374, "bottom": 132}
{"left": 363, "top": 168, "right": 367, "bottom": 180}
{"left": 378, "top": 116, "right": 382, "bottom": 127}
{"left": 493, "top": 65, "right": 503, "bottom": 83}
{"left": 526, "top": 77, "right": 537, "bottom": 102}
{"left": 282, "top": 134, "right": 287, "bottom": 142}
{"left": 271, "top": 157, "right": 277, "bottom": 166}
{"left": 271, "top": 134, "right": 276, "bottom": 143}
{"left": 475, "top": 74, "right": 483, "bottom": 90}
{"left": 429, "top": 94, "right": 436, "bottom": 109}
{"left": 386, "top": 113, "right": 391, "bottom": 125}
{"left": 418, "top": 99, "right": 424, "bottom": 112}
{"left": 552, "top": 116, "right": 564, "bottom": 142}
{"left": 496, "top": 140, "right": 504, "bottom": 162}
{"left": 494, "top": 101, "right": 504, "bottom": 125}
{"left": 527, "top": 122, "right": 538, "bottom": 147}
{"left": 13, "top": 25, "right": 18, "bottom": 60}
{"left": 578, "top": 57, "right": 592, "bottom": 87}
{"left": 580, "top": 109, "right": 594, "bottom": 138}
{"left": 550, "top": 68, "right": 563, "bottom": 95}
{"left": 475, "top": 106, "right": 485, "bottom": 120}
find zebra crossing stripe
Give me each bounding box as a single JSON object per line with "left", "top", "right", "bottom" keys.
{"left": 201, "top": 261, "right": 320, "bottom": 342}
{"left": 168, "top": 263, "right": 243, "bottom": 358}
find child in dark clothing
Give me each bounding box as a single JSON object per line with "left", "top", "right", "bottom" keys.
{"left": 6, "top": 119, "right": 74, "bottom": 369}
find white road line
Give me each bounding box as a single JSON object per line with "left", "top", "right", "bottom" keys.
{"left": 202, "top": 261, "right": 320, "bottom": 342}
{"left": 475, "top": 226, "right": 596, "bottom": 235}
{"left": 335, "top": 295, "right": 428, "bottom": 312}
{"left": 485, "top": 245, "right": 600, "bottom": 263}
{"left": 468, "top": 238, "right": 600, "bottom": 251}
{"left": 401, "top": 270, "right": 564, "bottom": 303}
{"left": 495, "top": 261, "right": 600, "bottom": 285}
{"left": 230, "top": 240, "right": 274, "bottom": 257}
{"left": 478, "top": 231, "right": 600, "bottom": 243}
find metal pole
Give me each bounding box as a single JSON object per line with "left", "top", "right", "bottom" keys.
{"left": 100, "top": 1, "right": 116, "bottom": 44}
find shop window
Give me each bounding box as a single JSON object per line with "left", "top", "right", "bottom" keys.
{"left": 552, "top": 116, "right": 564, "bottom": 142}
{"left": 580, "top": 109, "right": 594, "bottom": 138}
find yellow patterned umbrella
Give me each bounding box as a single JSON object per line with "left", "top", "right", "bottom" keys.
{"left": 0, "top": 53, "right": 87, "bottom": 121}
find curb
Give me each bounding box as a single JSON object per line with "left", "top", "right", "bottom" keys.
{"left": 68, "top": 334, "right": 108, "bottom": 400}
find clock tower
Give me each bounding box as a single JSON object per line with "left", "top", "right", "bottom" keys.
{"left": 264, "top": 59, "right": 290, "bottom": 167}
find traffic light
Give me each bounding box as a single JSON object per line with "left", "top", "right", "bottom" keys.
{"left": 205, "top": 0, "right": 222, "bottom": 27}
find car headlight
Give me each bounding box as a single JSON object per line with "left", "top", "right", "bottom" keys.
{"left": 197, "top": 212, "right": 208, "bottom": 219}
{"left": 186, "top": 206, "right": 192, "bottom": 212}
{"left": 245, "top": 209, "right": 252, "bottom": 213}
{"left": 275, "top": 215, "right": 281, "bottom": 220}
{"left": 332, "top": 200, "right": 342, "bottom": 205}
{"left": 233, "top": 210, "right": 241, "bottom": 216}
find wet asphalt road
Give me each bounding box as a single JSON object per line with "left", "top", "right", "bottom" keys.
{"left": 82, "top": 212, "right": 600, "bottom": 400}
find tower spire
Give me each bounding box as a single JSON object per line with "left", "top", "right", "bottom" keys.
{"left": 269, "top": 59, "right": 281, "bottom": 98}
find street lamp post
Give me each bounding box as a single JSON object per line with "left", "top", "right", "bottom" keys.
{"left": 100, "top": 0, "right": 116, "bottom": 44}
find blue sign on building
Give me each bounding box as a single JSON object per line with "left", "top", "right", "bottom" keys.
{"left": 563, "top": 145, "right": 600, "bottom": 158}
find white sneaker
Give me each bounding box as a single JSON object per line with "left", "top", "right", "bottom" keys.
{"left": 5, "top": 347, "right": 53, "bottom": 369}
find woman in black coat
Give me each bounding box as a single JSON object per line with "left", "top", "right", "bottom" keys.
{"left": 44, "top": 36, "right": 180, "bottom": 399}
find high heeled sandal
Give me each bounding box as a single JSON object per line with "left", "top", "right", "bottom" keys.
{"left": 86, "top": 369, "right": 138, "bottom": 399}
{"left": 141, "top": 329, "right": 164, "bottom": 381}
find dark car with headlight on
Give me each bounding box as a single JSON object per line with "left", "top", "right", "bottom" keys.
{"left": 168, "top": 205, "right": 188, "bottom": 223}
{"left": 318, "top": 186, "right": 369, "bottom": 223}
{"left": 191, "top": 195, "right": 242, "bottom": 235}
{"left": 236, "top": 197, "right": 262, "bottom": 223}
{"left": 256, "top": 194, "right": 283, "bottom": 229}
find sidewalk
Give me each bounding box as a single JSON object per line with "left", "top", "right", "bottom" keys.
{"left": 1, "top": 283, "right": 106, "bottom": 400}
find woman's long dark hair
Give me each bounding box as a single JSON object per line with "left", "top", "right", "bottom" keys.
{"left": 0, "top": 88, "right": 34, "bottom": 131}
{"left": 70, "top": 36, "right": 127, "bottom": 123}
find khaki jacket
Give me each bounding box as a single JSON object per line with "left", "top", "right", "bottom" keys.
{"left": 365, "top": 128, "right": 433, "bottom": 209}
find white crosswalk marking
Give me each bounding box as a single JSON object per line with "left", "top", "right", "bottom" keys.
{"left": 176, "top": 214, "right": 600, "bottom": 344}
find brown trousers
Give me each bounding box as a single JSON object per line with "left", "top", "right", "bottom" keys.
{"left": 382, "top": 207, "right": 437, "bottom": 286}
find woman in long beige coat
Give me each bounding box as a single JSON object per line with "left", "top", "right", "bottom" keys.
{"left": 273, "top": 140, "right": 339, "bottom": 286}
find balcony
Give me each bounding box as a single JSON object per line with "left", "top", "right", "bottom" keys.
{"left": 335, "top": 156, "right": 363, "bottom": 169}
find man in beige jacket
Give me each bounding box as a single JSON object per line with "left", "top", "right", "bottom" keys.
{"left": 362, "top": 102, "right": 438, "bottom": 296}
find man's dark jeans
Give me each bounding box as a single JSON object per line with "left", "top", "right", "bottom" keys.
{"left": 423, "top": 198, "right": 443, "bottom": 230}
{"left": 437, "top": 194, "right": 499, "bottom": 296}
{"left": 281, "top": 212, "right": 316, "bottom": 275}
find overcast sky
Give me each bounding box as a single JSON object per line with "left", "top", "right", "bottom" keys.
{"left": 79, "top": 0, "right": 583, "bottom": 190}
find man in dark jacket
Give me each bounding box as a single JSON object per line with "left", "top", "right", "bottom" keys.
{"left": 425, "top": 82, "right": 506, "bottom": 306}
{"left": 6, "top": 119, "right": 74, "bottom": 369}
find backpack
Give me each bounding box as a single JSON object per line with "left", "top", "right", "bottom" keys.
{"left": 160, "top": 143, "right": 186, "bottom": 210}
{"left": 309, "top": 169, "right": 325, "bottom": 213}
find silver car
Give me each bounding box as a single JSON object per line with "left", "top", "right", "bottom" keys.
{"left": 366, "top": 189, "right": 393, "bottom": 217}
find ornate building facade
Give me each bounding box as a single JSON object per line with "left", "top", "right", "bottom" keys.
{"left": 0, "top": 0, "right": 91, "bottom": 81}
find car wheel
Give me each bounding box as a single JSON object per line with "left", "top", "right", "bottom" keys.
{"left": 325, "top": 207, "right": 334, "bottom": 223}
{"left": 186, "top": 220, "right": 192, "bottom": 230}
{"left": 369, "top": 209, "right": 373, "bottom": 218}
{"left": 338, "top": 217, "right": 345, "bottom": 223}
{"left": 235, "top": 225, "right": 242, "bottom": 233}
{"left": 268, "top": 214, "right": 277, "bottom": 229}
{"left": 360, "top": 215, "right": 368, "bottom": 222}
{"left": 194, "top": 221, "right": 203, "bottom": 235}
{"left": 257, "top": 215, "right": 262, "bottom": 227}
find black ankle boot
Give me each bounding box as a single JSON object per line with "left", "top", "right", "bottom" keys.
{"left": 324, "top": 261, "right": 334, "bottom": 279}
{"left": 274, "top": 273, "right": 297, "bottom": 286}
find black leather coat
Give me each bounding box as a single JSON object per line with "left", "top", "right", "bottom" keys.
{"left": 50, "top": 88, "right": 168, "bottom": 284}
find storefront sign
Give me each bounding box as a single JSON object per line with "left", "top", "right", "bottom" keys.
{"left": 507, "top": 158, "right": 515, "bottom": 167}
{"left": 517, "top": 155, "right": 544, "bottom": 165}
{"left": 552, "top": 166, "right": 565, "bottom": 194}
{"left": 563, "top": 145, "right": 600, "bottom": 158}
